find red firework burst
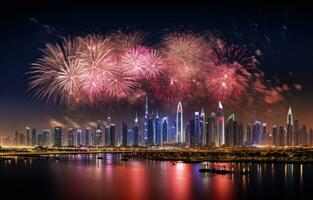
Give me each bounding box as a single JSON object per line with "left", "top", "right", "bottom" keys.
{"left": 206, "top": 64, "right": 248, "bottom": 102}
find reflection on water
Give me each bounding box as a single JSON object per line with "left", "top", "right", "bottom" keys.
{"left": 0, "top": 154, "right": 313, "bottom": 200}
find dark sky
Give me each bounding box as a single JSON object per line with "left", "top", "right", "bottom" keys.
{"left": 0, "top": 1, "right": 313, "bottom": 135}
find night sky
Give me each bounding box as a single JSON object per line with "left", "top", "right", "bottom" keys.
{"left": 0, "top": 1, "right": 313, "bottom": 135}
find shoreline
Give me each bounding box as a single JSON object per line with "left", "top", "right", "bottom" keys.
{"left": 1, "top": 147, "right": 313, "bottom": 164}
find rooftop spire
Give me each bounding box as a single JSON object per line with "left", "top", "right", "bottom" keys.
{"left": 218, "top": 101, "right": 223, "bottom": 109}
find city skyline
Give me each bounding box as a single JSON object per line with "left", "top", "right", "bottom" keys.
{"left": 2, "top": 99, "right": 312, "bottom": 148}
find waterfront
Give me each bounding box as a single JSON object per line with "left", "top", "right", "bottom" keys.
{"left": 0, "top": 154, "right": 312, "bottom": 200}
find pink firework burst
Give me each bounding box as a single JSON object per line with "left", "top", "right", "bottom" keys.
{"left": 121, "top": 45, "right": 150, "bottom": 77}
{"left": 81, "top": 72, "right": 104, "bottom": 102}
{"left": 144, "top": 49, "right": 167, "bottom": 79}
{"left": 206, "top": 64, "right": 248, "bottom": 102}
{"left": 104, "top": 70, "right": 139, "bottom": 99}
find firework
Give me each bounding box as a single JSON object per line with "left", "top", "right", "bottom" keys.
{"left": 104, "top": 70, "right": 139, "bottom": 99}
{"left": 121, "top": 45, "right": 150, "bottom": 77}
{"left": 29, "top": 38, "right": 84, "bottom": 106}
{"left": 161, "top": 33, "right": 209, "bottom": 76}
{"left": 151, "top": 74, "right": 183, "bottom": 103}
{"left": 144, "top": 49, "right": 166, "bottom": 79}
{"left": 206, "top": 64, "right": 248, "bottom": 102}
{"left": 29, "top": 31, "right": 279, "bottom": 109}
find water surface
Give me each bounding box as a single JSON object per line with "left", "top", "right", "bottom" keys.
{"left": 0, "top": 154, "right": 312, "bottom": 200}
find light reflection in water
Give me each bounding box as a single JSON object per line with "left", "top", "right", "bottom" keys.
{"left": 2, "top": 155, "right": 312, "bottom": 200}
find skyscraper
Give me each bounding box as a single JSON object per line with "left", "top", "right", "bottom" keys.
{"left": 155, "top": 111, "right": 161, "bottom": 146}
{"left": 287, "top": 106, "right": 294, "bottom": 125}
{"left": 194, "top": 112, "right": 200, "bottom": 146}
{"left": 144, "top": 96, "right": 149, "bottom": 144}
{"left": 279, "top": 126, "right": 286, "bottom": 146}
{"left": 105, "top": 116, "right": 112, "bottom": 146}
{"left": 252, "top": 121, "right": 262, "bottom": 145}
{"left": 54, "top": 127, "right": 62, "bottom": 147}
{"left": 147, "top": 115, "right": 154, "bottom": 145}
{"left": 287, "top": 106, "right": 294, "bottom": 146}
{"left": 31, "top": 128, "right": 37, "bottom": 146}
{"left": 200, "top": 107, "right": 206, "bottom": 146}
{"left": 272, "top": 125, "right": 279, "bottom": 146}
{"left": 246, "top": 123, "right": 252, "bottom": 146}
{"left": 122, "top": 121, "right": 128, "bottom": 146}
{"left": 225, "top": 114, "right": 235, "bottom": 146}
{"left": 189, "top": 119, "right": 196, "bottom": 147}
{"left": 161, "top": 117, "right": 168, "bottom": 145}
{"left": 68, "top": 128, "right": 74, "bottom": 147}
{"left": 25, "top": 127, "right": 31, "bottom": 146}
{"left": 133, "top": 114, "right": 139, "bottom": 146}
{"left": 261, "top": 123, "right": 267, "bottom": 145}
{"left": 216, "top": 101, "right": 225, "bottom": 146}
{"left": 206, "top": 112, "right": 216, "bottom": 146}
{"left": 85, "top": 127, "right": 91, "bottom": 146}
{"left": 76, "top": 128, "right": 83, "bottom": 147}
{"left": 176, "top": 101, "right": 184, "bottom": 143}
{"left": 95, "top": 120, "right": 103, "bottom": 147}
{"left": 110, "top": 124, "right": 116, "bottom": 147}
{"left": 95, "top": 129, "right": 103, "bottom": 147}
{"left": 42, "top": 129, "right": 51, "bottom": 146}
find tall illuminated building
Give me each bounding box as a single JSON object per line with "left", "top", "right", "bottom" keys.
{"left": 25, "top": 127, "right": 31, "bottom": 146}
{"left": 105, "top": 116, "right": 112, "bottom": 146}
{"left": 147, "top": 115, "right": 154, "bottom": 145}
{"left": 42, "top": 129, "right": 51, "bottom": 146}
{"left": 161, "top": 117, "right": 168, "bottom": 145}
{"left": 85, "top": 127, "right": 91, "bottom": 146}
{"left": 252, "top": 121, "right": 262, "bottom": 145}
{"left": 110, "top": 124, "right": 116, "bottom": 147}
{"left": 261, "top": 123, "right": 267, "bottom": 145}
{"left": 155, "top": 110, "right": 161, "bottom": 146}
{"left": 194, "top": 112, "right": 200, "bottom": 146}
{"left": 95, "top": 129, "right": 102, "bottom": 147}
{"left": 200, "top": 107, "right": 206, "bottom": 146}
{"left": 272, "top": 125, "right": 279, "bottom": 146}
{"left": 176, "top": 101, "right": 184, "bottom": 143}
{"left": 206, "top": 112, "right": 216, "bottom": 146}
{"left": 287, "top": 106, "right": 294, "bottom": 125}
{"left": 31, "top": 128, "right": 37, "bottom": 146}
{"left": 287, "top": 106, "right": 294, "bottom": 146}
{"left": 54, "top": 127, "right": 62, "bottom": 147}
{"left": 185, "top": 122, "right": 190, "bottom": 146}
{"left": 189, "top": 119, "right": 196, "bottom": 147}
{"left": 133, "top": 113, "right": 139, "bottom": 146}
{"left": 246, "top": 123, "right": 252, "bottom": 146}
{"left": 216, "top": 101, "right": 225, "bottom": 146}
{"left": 68, "top": 128, "right": 74, "bottom": 147}
{"left": 76, "top": 128, "right": 83, "bottom": 147}
{"left": 122, "top": 122, "right": 128, "bottom": 147}
{"left": 144, "top": 96, "right": 149, "bottom": 144}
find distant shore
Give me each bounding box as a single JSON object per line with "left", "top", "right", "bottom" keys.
{"left": 1, "top": 146, "right": 313, "bottom": 163}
